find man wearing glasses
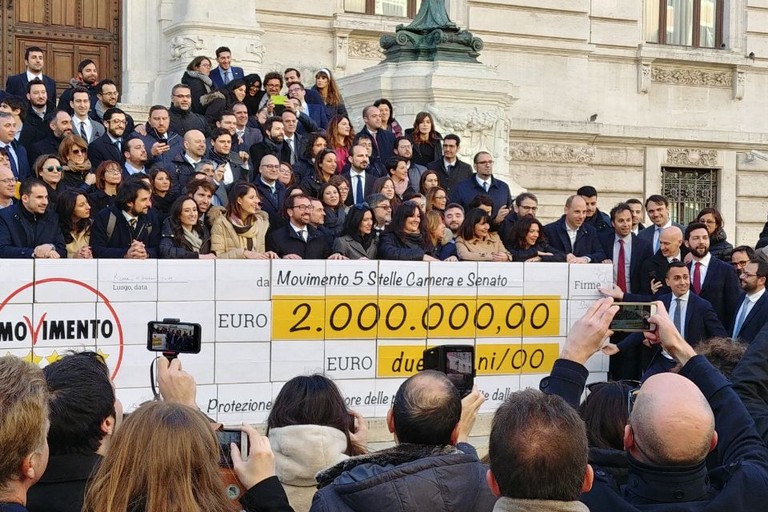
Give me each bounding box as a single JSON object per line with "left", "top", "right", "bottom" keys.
{"left": 451, "top": 151, "right": 511, "bottom": 224}
{"left": 366, "top": 193, "right": 392, "bottom": 240}
{"left": 0, "top": 165, "right": 16, "bottom": 209}
{"left": 730, "top": 258, "right": 768, "bottom": 344}
{"left": 543, "top": 298, "right": 768, "bottom": 512}
{"left": 253, "top": 154, "right": 286, "bottom": 226}
{"left": 266, "top": 193, "right": 346, "bottom": 260}
{"left": 89, "top": 108, "right": 128, "bottom": 170}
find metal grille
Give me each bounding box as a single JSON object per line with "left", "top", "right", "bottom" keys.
{"left": 661, "top": 167, "right": 718, "bottom": 225}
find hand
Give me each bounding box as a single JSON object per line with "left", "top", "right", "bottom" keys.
{"left": 566, "top": 253, "right": 577, "bottom": 263}
{"left": 683, "top": 252, "right": 694, "bottom": 264}
{"left": 157, "top": 356, "right": 197, "bottom": 408}
{"left": 84, "top": 172, "right": 97, "bottom": 185}
{"left": 244, "top": 250, "right": 270, "bottom": 260}
{"left": 526, "top": 256, "right": 542, "bottom": 262}
{"left": 599, "top": 285, "right": 624, "bottom": 301}
{"left": 457, "top": 386, "right": 485, "bottom": 442}
{"left": 283, "top": 101, "right": 296, "bottom": 113}
{"left": 266, "top": 98, "right": 275, "bottom": 114}
{"left": 328, "top": 253, "right": 349, "bottom": 260}
{"left": 283, "top": 253, "right": 302, "bottom": 260}
{"left": 134, "top": 125, "right": 147, "bottom": 136}
{"left": 239, "top": 151, "right": 250, "bottom": 163}
{"left": 232, "top": 424, "right": 276, "bottom": 490}
{"left": 494, "top": 207, "right": 510, "bottom": 224}
{"left": 601, "top": 342, "right": 620, "bottom": 356}
{"left": 444, "top": 256, "right": 458, "bottom": 262}
{"left": 491, "top": 252, "right": 509, "bottom": 262}
{"left": 642, "top": 301, "right": 697, "bottom": 365}
{"left": 265, "top": 251, "right": 279, "bottom": 259}
{"left": 46, "top": 249, "right": 60, "bottom": 259}
{"left": 151, "top": 142, "right": 166, "bottom": 156}
{"left": 602, "top": 259, "right": 612, "bottom": 264}
{"left": 214, "top": 166, "right": 226, "bottom": 182}
{"left": 348, "top": 410, "right": 368, "bottom": 448}
{"left": 650, "top": 279, "right": 663, "bottom": 294}
{"left": 422, "top": 255, "right": 439, "bottom": 262}
{"left": 537, "top": 252, "right": 553, "bottom": 257}
{"left": 77, "top": 246, "right": 93, "bottom": 259}
{"left": 33, "top": 244, "right": 52, "bottom": 258}
{"left": 199, "top": 253, "right": 216, "bottom": 259}
{"left": 561, "top": 297, "right": 619, "bottom": 365}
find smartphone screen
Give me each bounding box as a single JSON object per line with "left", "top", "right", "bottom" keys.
{"left": 217, "top": 429, "right": 246, "bottom": 468}
{"left": 610, "top": 303, "right": 657, "bottom": 332}
{"left": 146, "top": 321, "right": 202, "bottom": 353}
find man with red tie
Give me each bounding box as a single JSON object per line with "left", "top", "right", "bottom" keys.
{"left": 685, "top": 221, "right": 741, "bottom": 328}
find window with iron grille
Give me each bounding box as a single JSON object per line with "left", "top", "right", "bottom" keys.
{"left": 345, "top": 0, "right": 422, "bottom": 17}
{"left": 661, "top": 167, "right": 718, "bottom": 224}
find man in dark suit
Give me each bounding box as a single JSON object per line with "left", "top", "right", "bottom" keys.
{"left": 207, "top": 128, "right": 248, "bottom": 190}
{"left": 685, "top": 221, "right": 741, "bottom": 327}
{"left": 28, "top": 110, "right": 73, "bottom": 166}
{"left": 0, "top": 112, "right": 31, "bottom": 180}
{"left": 209, "top": 46, "right": 245, "bottom": 90}
{"left": 578, "top": 185, "right": 612, "bottom": 235}
{"left": 91, "top": 79, "right": 136, "bottom": 136}
{"left": 287, "top": 81, "right": 328, "bottom": 130}
{"left": 426, "top": 134, "right": 473, "bottom": 196}
{"left": 451, "top": 151, "right": 512, "bottom": 221}
{"left": 603, "top": 261, "right": 727, "bottom": 377}
{"left": 88, "top": 108, "right": 128, "bottom": 170}
{"left": 253, "top": 154, "right": 286, "bottom": 226}
{"left": 19, "top": 79, "right": 52, "bottom": 150}
{"left": 356, "top": 106, "right": 396, "bottom": 173}
{"left": 543, "top": 195, "right": 606, "bottom": 263}
{"left": 637, "top": 194, "right": 686, "bottom": 253}
{"left": 598, "top": 203, "right": 654, "bottom": 294}
{"left": 90, "top": 179, "right": 160, "bottom": 258}
{"left": 249, "top": 116, "right": 290, "bottom": 170}
{"left": 631, "top": 225, "right": 685, "bottom": 297}
{"left": 5, "top": 47, "right": 57, "bottom": 110}
{"left": 732, "top": 258, "right": 768, "bottom": 344}
{"left": 280, "top": 109, "right": 305, "bottom": 166}
{"left": 342, "top": 145, "right": 375, "bottom": 206}
{"left": 266, "top": 193, "right": 344, "bottom": 260}
{"left": 626, "top": 198, "right": 646, "bottom": 235}
{"left": 0, "top": 178, "right": 66, "bottom": 258}
{"left": 232, "top": 102, "right": 262, "bottom": 155}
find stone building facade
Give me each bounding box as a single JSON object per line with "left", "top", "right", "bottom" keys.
{"left": 121, "top": 1, "right": 768, "bottom": 243}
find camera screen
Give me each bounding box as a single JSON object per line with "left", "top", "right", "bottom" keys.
{"left": 445, "top": 350, "right": 473, "bottom": 390}
{"left": 148, "top": 322, "right": 200, "bottom": 353}
{"left": 610, "top": 304, "right": 653, "bottom": 331}
{"left": 217, "top": 430, "right": 241, "bottom": 468}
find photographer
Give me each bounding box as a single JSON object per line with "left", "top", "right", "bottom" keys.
{"left": 83, "top": 357, "right": 293, "bottom": 512}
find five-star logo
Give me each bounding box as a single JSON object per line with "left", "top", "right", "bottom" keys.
{"left": 0, "top": 278, "right": 124, "bottom": 378}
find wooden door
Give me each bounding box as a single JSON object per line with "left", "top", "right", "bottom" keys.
{"left": 2, "top": 0, "right": 121, "bottom": 95}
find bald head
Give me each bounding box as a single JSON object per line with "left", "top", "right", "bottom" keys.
{"left": 565, "top": 195, "right": 587, "bottom": 229}
{"left": 389, "top": 370, "right": 461, "bottom": 445}
{"left": 659, "top": 226, "right": 683, "bottom": 258}
{"left": 183, "top": 129, "right": 206, "bottom": 159}
{"left": 628, "top": 373, "right": 715, "bottom": 466}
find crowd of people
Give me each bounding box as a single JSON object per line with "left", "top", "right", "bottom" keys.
{"left": 4, "top": 45, "right": 768, "bottom": 512}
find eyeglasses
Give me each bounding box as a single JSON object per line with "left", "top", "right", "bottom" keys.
{"left": 71, "top": 148, "right": 87, "bottom": 155}
{"left": 519, "top": 205, "right": 538, "bottom": 212}
{"left": 476, "top": 160, "right": 493, "bottom": 165}
{"left": 374, "top": 204, "right": 392, "bottom": 211}
{"left": 0, "top": 178, "right": 17, "bottom": 185}
{"left": 741, "top": 272, "right": 761, "bottom": 279}
{"left": 260, "top": 164, "right": 280, "bottom": 170}
{"left": 45, "top": 166, "right": 63, "bottom": 173}
{"left": 105, "top": 168, "right": 122, "bottom": 175}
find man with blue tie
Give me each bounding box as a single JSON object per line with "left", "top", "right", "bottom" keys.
{"left": 0, "top": 112, "right": 30, "bottom": 180}
{"left": 342, "top": 145, "right": 375, "bottom": 206}
{"left": 685, "top": 221, "right": 741, "bottom": 327}
{"left": 253, "top": 154, "right": 286, "bottom": 227}
{"left": 731, "top": 258, "right": 768, "bottom": 344}
{"left": 602, "top": 261, "right": 727, "bottom": 377}
{"left": 209, "top": 46, "right": 244, "bottom": 90}
{"left": 637, "top": 194, "right": 685, "bottom": 253}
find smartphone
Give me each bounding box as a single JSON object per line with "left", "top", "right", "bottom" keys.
{"left": 271, "top": 95, "right": 287, "bottom": 105}
{"left": 610, "top": 302, "right": 657, "bottom": 332}
{"left": 423, "top": 345, "right": 475, "bottom": 397}
{"left": 146, "top": 321, "right": 202, "bottom": 354}
{"left": 217, "top": 428, "right": 249, "bottom": 468}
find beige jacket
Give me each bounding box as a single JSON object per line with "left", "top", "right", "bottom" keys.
{"left": 209, "top": 207, "right": 269, "bottom": 258}
{"left": 269, "top": 425, "right": 350, "bottom": 512}
{"left": 456, "top": 232, "right": 512, "bottom": 261}
{"left": 66, "top": 227, "right": 90, "bottom": 259}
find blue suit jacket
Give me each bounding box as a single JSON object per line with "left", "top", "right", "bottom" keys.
{"left": 4, "top": 142, "right": 32, "bottom": 180}
{"left": 689, "top": 256, "right": 741, "bottom": 328}
{"left": 598, "top": 232, "right": 654, "bottom": 294}
{"left": 732, "top": 292, "right": 768, "bottom": 344}
{"left": 543, "top": 216, "right": 606, "bottom": 262}
{"left": 618, "top": 292, "right": 727, "bottom": 351}
{"left": 637, "top": 221, "right": 686, "bottom": 248}
{"left": 5, "top": 73, "right": 57, "bottom": 109}
{"left": 356, "top": 128, "right": 395, "bottom": 168}
{"left": 209, "top": 66, "right": 245, "bottom": 90}
{"left": 451, "top": 175, "right": 512, "bottom": 218}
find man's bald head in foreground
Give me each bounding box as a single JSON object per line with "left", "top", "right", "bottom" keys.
{"left": 627, "top": 372, "right": 716, "bottom": 466}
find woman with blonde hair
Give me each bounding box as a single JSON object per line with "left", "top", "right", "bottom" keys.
{"left": 83, "top": 400, "right": 290, "bottom": 512}
{"left": 210, "top": 181, "right": 275, "bottom": 259}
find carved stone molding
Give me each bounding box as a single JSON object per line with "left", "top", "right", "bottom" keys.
{"left": 666, "top": 148, "right": 718, "bottom": 167}
{"left": 169, "top": 35, "right": 205, "bottom": 61}
{"left": 510, "top": 143, "right": 595, "bottom": 164}
{"left": 651, "top": 65, "right": 732, "bottom": 87}
{"left": 348, "top": 39, "right": 384, "bottom": 59}
{"left": 733, "top": 69, "right": 745, "bottom": 101}
{"left": 246, "top": 38, "right": 266, "bottom": 65}
{"left": 638, "top": 62, "right": 652, "bottom": 94}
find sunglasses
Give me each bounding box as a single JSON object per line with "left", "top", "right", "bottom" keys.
{"left": 45, "top": 166, "right": 63, "bottom": 173}
{"left": 71, "top": 148, "right": 87, "bottom": 155}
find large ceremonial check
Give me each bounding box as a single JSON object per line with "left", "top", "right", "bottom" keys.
{"left": 0, "top": 259, "right": 614, "bottom": 423}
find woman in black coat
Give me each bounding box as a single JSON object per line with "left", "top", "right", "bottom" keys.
{"left": 378, "top": 201, "right": 438, "bottom": 261}
{"left": 181, "top": 56, "right": 214, "bottom": 115}
{"left": 505, "top": 216, "right": 565, "bottom": 262}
